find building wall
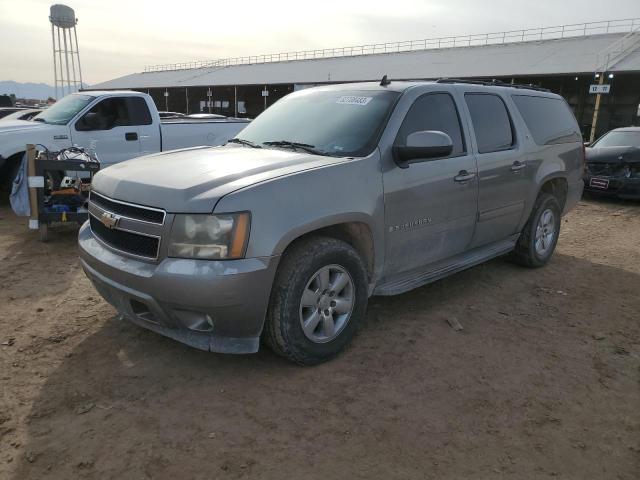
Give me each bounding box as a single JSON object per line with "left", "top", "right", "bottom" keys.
{"left": 137, "top": 73, "right": 640, "bottom": 136}
{"left": 137, "top": 84, "right": 294, "bottom": 118}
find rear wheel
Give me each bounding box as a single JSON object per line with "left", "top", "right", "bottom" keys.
{"left": 512, "top": 192, "right": 561, "bottom": 268}
{"left": 263, "top": 237, "right": 368, "bottom": 365}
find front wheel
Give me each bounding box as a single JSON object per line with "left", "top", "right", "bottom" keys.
{"left": 512, "top": 192, "right": 562, "bottom": 268}
{"left": 263, "top": 237, "right": 368, "bottom": 365}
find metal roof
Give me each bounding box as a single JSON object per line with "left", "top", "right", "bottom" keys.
{"left": 90, "top": 31, "right": 640, "bottom": 90}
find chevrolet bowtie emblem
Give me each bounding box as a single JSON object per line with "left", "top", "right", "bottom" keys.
{"left": 100, "top": 212, "right": 120, "bottom": 229}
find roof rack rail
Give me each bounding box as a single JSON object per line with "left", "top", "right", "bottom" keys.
{"left": 436, "top": 78, "right": 551, "bottom": 92}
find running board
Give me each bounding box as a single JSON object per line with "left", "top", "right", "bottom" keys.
{"left": 373, "top": 235, "right": 519, "bottom": 296}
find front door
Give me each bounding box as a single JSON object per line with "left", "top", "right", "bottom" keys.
{"left": 71, "top": 96, "right": 144, "bottom": 167}
{"left": 462, "top": 92, "right": 529, "bottom": 247}
{"left": 383, "top": 92, "right": 479, "bottom": 278}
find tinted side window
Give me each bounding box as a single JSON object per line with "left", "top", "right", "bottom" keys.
{"left": 396, "top": 93, "right": 465, "bottom": 156}
{"left": 128, "top": 97, "right": 152, "bottom": 125}
{"left": 77, "top": 97, "right": 151, "bottom": 130}
{"left": 512, "top": 95, "right": 581, "bottom": 145}
{"left": 465, "top": 94, "right": 514, "bottom": 154}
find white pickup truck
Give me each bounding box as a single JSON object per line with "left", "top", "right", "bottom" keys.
{"left": 0, "top": 90, "right": 250, "bottom": 188}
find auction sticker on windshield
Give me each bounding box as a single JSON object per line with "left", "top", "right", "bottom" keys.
{"left": 336, "top": 96, "right": 372, "bottom": 105}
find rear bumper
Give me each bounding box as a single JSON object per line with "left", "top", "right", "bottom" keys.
{"left": 78, "top": 221, "right": 280, "bottom": 354}
{"left": 564, "top": 177, "right": 584, "bottom": 214}
{"left": 583, "top": 175, "right": 640, "bottom": 199}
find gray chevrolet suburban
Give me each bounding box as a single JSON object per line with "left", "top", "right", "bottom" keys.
{"left": 79, "top": 79, "right": 584, "bottom": 365}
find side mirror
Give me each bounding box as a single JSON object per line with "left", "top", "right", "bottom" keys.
{"left": 583, "top": 141, "right": 591, "bottom": 147}
{"left": 79, "top": 112, "right": 101, "bottom": 131}
{"left": 393, "top": 130, "right": 453, "bottom": 168}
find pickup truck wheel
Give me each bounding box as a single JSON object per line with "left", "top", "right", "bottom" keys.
{"left": 264, "top": 237, "right": 368, "bottom": 365}
{"left": 512, "top": 192, "right": 561, "bottom": 268}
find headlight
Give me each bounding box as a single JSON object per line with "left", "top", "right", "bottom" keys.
{"left": 168, "top": 212, "right": 250, "bottom": 260}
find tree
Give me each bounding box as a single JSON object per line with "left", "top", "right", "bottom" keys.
{"left": 0, "top": 94, "right": 13, "bottom": 107}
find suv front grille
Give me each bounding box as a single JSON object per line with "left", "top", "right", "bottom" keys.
{"left": 90, "top": 215, "right": 160, "bottom": 259}
{"left": 90, "top": 191, "right": 165, "bottom": 224}
{"left": 587, "top": 163, "right": 625, "bottom": 177}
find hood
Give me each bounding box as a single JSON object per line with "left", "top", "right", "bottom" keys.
{"left": 0, "top": 119, "right": 49, "bottom": 134}
{"left": 586, "top": 145, "right": 640, "bottom": 164}
{"left": 91, "top": 145, "right": 348, "bottom": 212}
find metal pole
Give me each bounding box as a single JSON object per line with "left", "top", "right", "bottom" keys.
{"left": 589, "top": 73, "right": 606, "bottom": 142}
{"left": 51, "top": 24, "right": 58, "bottom": 99}
{"left": 73, "top": 26, "right": 83, "bottom": 88}
{"left": 56, "top": 27, "right": 64, "bottom": 96}
{"left": 62, "top": 27, "right": 72, "bottom": 95}
{"left": 68, "top": 27, "right": 78, "bottom": 92}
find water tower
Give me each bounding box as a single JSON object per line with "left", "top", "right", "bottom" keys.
{"left": 49, "top": 4, "right": 83, "bottom": 99}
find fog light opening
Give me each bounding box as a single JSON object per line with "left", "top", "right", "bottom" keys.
{"left": 172, "top": 309, "right": 214, "bottom": 332}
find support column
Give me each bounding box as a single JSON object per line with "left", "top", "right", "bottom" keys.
{"left": 51, "top": 24, "right": 58, "bottom": 99}
{"left": 590, "top": 73, "right": 605, "bottom": 142}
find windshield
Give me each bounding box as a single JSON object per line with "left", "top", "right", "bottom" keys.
{"left": 33, "top": 94, "right": 93, "bottom": 125}
{"left": 593, "top": 131, "right": 640, "bottom": 148}
{"left": 236, "top": 89, "right": 400, "bottom": 157}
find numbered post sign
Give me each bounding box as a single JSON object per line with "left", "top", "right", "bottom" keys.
{"left": 589, "top": 84, "right": 611, "bottom": 94}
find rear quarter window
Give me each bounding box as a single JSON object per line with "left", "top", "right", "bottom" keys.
{"left": 127, "top": 97, "right": 153, "bottom": 125}
{"left": 512, "top": 95, "right": 581, "bottom": 145}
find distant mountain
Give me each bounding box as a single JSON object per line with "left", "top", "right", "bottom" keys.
{"left": 0, "top": 81, "right": 90, "bottom": 101}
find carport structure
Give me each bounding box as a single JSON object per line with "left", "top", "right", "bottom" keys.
{"left": 88, "top": 18, "right": 640, "bottom": 138}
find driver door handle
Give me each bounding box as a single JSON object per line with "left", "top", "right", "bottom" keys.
{"left": 511, "top": 160, "right": 526, "bottom": 172}
{"left": 454, "top": 170, "right": 476, "bottom": 183}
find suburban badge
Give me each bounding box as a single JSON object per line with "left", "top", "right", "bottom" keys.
{"left": 389, "top": 217, "right": 432, "bottom": 233}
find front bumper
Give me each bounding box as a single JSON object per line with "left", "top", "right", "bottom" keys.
{"left": 78, "top": 221, "right": 280, "bottom": 354}
{"left": 583, "top": 175, "right": 640, "bottom": 199}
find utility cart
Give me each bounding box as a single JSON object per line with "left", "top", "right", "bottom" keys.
{"left": 27, "top": 144, "right": 100, "bottom": 241}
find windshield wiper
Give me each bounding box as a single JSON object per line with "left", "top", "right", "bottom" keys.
{"left": 32, "top": 118, "right": 45, "bottom": 123}
{"left": 226, "top": 138, "right": 262, "bottom": 148}
{"left": 263, "top": 140, "right": 325, "bottom": 156}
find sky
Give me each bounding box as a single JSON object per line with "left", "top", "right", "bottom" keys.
{"left": 0, "top": 0, "right": 639, "bottom": 85}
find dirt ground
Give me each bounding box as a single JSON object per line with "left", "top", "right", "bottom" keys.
{"left": 0, "top": 198, "right": 639, "bottom": 480}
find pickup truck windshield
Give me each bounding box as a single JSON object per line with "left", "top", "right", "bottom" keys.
{"left": 236, "top": 90, "right": 400, "bottom": 157}
{"left": 33, "top": 94, "right": 93, "bottom": 125}
{"left": 593, "top": 131, "right": 640, "bottom": 148}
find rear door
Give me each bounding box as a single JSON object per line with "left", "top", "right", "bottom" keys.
{"left": 382, "top": 91, "right": 478, "bottom": 277}
{"left": 71, "top": 96, "right": 147, "bottom": 167}
{"left": 463, "top": 92, "right": 528, "bottom": 247}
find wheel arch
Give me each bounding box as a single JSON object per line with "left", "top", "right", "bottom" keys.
{"left": 0, "top": 150, "right": 26, "bottom": 173}
{"left": 537, "top": 175, "right": 569, "bottom": 211}
{"left": 274, "top": 215, "right": 377, "bottom": 282}
{"left": 0, "top": 151, "right": 27, "bottom": 196}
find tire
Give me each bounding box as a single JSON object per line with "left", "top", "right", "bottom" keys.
{"left": 39, "top": 223, "right": 49, "bottom": 243}
{"left": 263, "top": 236, "right": 368, "bottom": 365}
{"left": 0, "top": 156, "right": 22, "bottom": 203}
{"left": 512, "top": 192, "right": 562, "bottom": 268}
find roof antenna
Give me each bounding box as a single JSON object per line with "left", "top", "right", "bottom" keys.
{"left": 380, "top": 74, "right": 391, "bottom": 86}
